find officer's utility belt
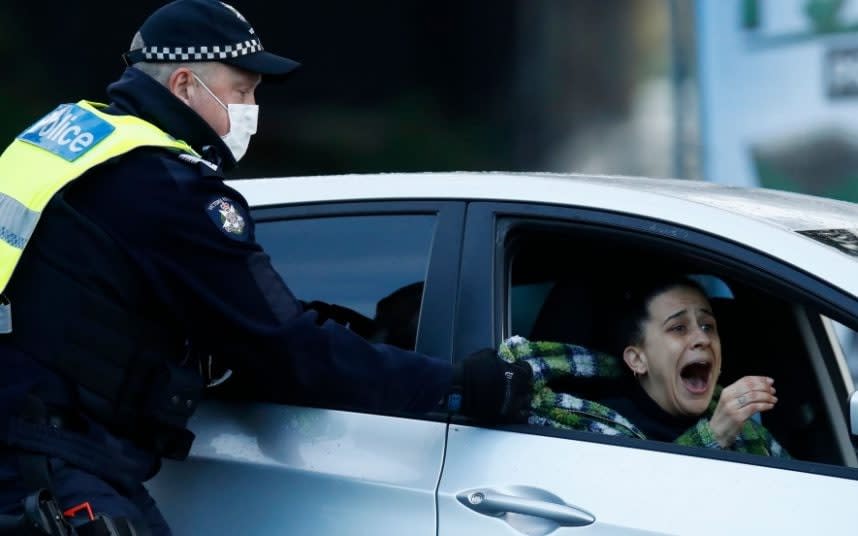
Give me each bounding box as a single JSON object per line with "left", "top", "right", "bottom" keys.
{"left": 0, "top": 489, "right": 149, "bottom": 535}
{"left": 6, "top": 192, "right": 202, "bottom": 460}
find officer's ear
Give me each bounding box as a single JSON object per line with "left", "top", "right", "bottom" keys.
{"left": 168, "top": 68, "right": 196, "bottom": 106}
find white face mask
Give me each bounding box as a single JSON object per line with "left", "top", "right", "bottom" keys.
{"left": 192, "top": 73, "right": 258, "bottom": 162}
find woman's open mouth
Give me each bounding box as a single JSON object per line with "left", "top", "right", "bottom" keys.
{"left": 680, "top": 361, "right": 712, "bottom": 395}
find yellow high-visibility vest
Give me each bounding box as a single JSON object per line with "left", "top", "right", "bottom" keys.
{"left": 0, "top": 100, "right": 198, "bottom": 293}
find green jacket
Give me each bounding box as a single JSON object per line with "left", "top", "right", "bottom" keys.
{"left": 499, "top": 336, "right": 789, "bottom": 458}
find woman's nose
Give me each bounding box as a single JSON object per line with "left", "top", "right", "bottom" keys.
{"left": 691, "top": 326, "right": 711, "bottom": 348}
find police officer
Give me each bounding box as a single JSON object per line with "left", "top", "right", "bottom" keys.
{"left": 0, "top": 1, "right": 532, "bottom": 534}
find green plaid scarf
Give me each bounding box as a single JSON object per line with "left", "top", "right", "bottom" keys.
{"left": 499, "top": 336, "right": 788, "bottom": 457}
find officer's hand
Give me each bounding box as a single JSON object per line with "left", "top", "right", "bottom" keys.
{"left": 301, "top": 300, "right": 377, "bottom": 337}
{"left": 452, "top": 348, "right": 533, "bottom": 423}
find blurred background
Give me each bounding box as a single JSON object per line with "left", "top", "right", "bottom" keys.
{"left": 0, "top": 0, "right": 690, "bottom": 181}
{"left": 3, "top": 0, "right": 858, "bottom": 375}
{"left": 4, "top": 0, "right": 858, "bottom": 199}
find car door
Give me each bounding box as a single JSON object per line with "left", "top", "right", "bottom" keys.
{"left": 148, "top": 200, "right": 465, "bottom": 536}
{"left": 437, "top": 201, "right": 858, "bottom": 535}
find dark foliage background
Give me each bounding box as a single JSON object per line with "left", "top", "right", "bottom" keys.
{"left": 0, "top": 1, "right": 671, "bottom": 179}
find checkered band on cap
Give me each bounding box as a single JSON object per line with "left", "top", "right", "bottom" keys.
{"left": 123, "top": 0, "right": 299, "bottom": 75}
{"left": 139, "top": 38, "right": 264, "bottom": 61}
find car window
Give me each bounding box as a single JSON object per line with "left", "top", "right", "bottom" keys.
{"left": 829, "top": 318, "right": 858, "bottom": 389}
{"left": 509, "top": 281, "right": 554, "bottom": 338}
{"left": 255, "top": 214, "right": 435, "bottom": 350}
{"left": 500, "top": 223, "right": 856, "bottom": 470}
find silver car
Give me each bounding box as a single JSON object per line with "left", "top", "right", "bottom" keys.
{"left": 148, "top": 172, "right": 858, "bottom": 535}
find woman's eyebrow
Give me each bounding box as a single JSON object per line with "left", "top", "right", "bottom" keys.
{"left": 662, "top": 309, "right": 687, "bottom": 326}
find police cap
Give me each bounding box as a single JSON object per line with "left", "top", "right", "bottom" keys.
{"left": 123, "top": 0, "right": 300, "bottom": 77}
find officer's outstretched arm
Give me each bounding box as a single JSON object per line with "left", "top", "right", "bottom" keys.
{"left": 74, "top": 154, "right": 532, "bottom": 417}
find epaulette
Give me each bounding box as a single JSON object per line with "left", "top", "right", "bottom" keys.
{"left": 177, "top": 153, "right": 220, "bottom": 174}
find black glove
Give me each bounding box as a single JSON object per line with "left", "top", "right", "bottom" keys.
{"left": 450, "top": 348, "right": 533, "bottom": 423}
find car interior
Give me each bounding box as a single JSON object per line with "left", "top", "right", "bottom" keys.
{"left": 505, "top": 224, "right": 853, "bottom": 467}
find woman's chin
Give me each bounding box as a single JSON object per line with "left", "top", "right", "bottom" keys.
{"left": 678, "top": 396, "right": 711, "bottom": 417}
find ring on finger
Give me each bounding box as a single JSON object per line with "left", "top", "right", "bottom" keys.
{"left": 737, "top": 394, "right": 748, "bottom": 408}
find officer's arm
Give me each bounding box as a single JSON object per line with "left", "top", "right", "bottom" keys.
{"left": 155, "top": 171, "right": 453, "bottom": 412}
{"left": 70, "top": 153, "right": 529, "bottom": 418}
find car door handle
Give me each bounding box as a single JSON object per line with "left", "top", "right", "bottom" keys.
{"left": 457, "top": 487, "right": 595, "bottom": 527}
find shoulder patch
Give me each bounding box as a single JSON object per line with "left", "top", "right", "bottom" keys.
{"left": 17, "top": 103, "right": 114, "bottom": 161}
{"left": 206, "top": 196, "right": 250, "bottom": 241}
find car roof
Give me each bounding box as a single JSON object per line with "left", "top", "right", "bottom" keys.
{"left": 230, "top": 172, "right": 858, "bottom": 299}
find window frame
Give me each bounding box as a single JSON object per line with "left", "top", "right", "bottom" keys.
{"left": 251, "top": 200, "right": 466, "bottom": 363}
{"left": 454, "top": 200, "right": 858, "bottom": 479}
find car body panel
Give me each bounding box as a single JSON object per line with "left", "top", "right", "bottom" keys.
{"left": 147, "top": 403, "right": 445, "bottom": 535}
{"left": 438, "top": 426, "right": 858, "bottom": 536}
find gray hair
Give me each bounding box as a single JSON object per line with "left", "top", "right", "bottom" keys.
{"left": 128, "top": 31, "right": 217, "bottom": 86}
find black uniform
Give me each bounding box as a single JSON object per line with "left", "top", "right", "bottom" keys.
{"left": 0, "top": 67, "right": 453, "bottom": 531}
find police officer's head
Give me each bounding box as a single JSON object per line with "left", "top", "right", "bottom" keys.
{"left": 123, "top": 0, "right": 300, "bottom": 162}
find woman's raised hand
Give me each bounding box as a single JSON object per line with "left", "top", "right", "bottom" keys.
{"left": 709, "top": 376, "right": 777, "bottom": 448}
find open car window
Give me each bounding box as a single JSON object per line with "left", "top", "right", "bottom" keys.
{"left": 502, "top": 222, "right": 858, "bottom": 470}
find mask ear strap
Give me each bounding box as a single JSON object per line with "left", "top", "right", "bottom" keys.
{"left": 191, "top": 73, "right": 229, "bottom": 111}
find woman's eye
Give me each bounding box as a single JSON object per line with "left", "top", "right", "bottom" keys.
{"left": 669, "top": 324, "right": 686, "bottom": 333}
{"left": 701, "top": 323, "right": 717, "bottom": 333}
